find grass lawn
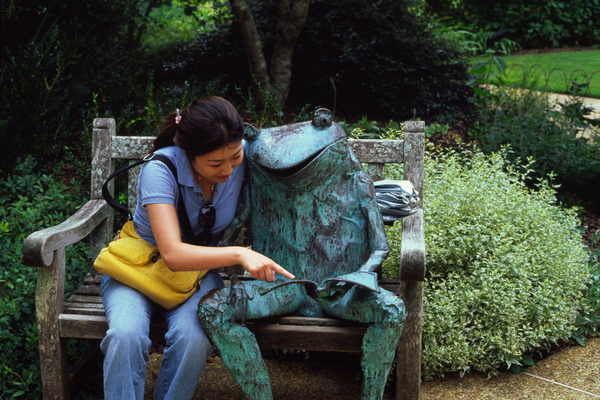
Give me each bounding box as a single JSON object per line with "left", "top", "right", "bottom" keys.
{"left": 502, "top": 50, "right": 600, "bottom": 98}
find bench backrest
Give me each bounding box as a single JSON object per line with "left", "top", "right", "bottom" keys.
{"left": 91, "top": 118, "right": 425, "bottom": 247}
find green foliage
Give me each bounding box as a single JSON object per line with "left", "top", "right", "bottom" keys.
{"left": 383, "top": 149, "right": 589, "bottom": 378}
{"left": 341, "top": 118, "right": 404, "bottom": 140}
{"left": 236, "top": 78, "right": 284, "bottom": 128}
{"left": 433, "top": 0, "right": 600, "bottom": 49}
{"left": 449, "top": 28, "right": 515, "bottom": 109}
{"left": 142, "top": 1, "right": 231, "bottom": 50}
{"left": 0, "top": 156, "right": 89, "bottom": 398}
{"left": 472, "top": 88, "right": 600, "bottom": 205}
{"left": 425, "top": 122, "right": 449, "bottom": 138}
{"left": 468, "top": 49, "right": 509, "bottom": 104}
{"left": 453, "top": 29, "right": 521, "bottom": 57}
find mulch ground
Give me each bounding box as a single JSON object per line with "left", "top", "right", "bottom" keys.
{"left": 142, "top": 337, "right": 600, "bottom": 399}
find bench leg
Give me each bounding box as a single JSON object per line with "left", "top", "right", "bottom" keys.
{"left": 36, "top": 248, "right": 71, "bottom": 400}
{"left": 396, "top": 280, "right": 423, "bottom": 400}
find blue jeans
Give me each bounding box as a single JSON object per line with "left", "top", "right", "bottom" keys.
{"left": 100, "top": 271, "right": 224, "bottom": 400}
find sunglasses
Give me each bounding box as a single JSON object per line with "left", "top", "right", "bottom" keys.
{"left": 197, "top": 203, "right": 216, "bottom": 246}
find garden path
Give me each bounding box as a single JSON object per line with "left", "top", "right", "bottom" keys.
{"left": 549, "top": 93, "right": 600, "bottom": 139}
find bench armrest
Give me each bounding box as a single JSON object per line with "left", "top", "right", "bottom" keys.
{"left": 399, "top": 209, "right": 426, "bottom": 282}
{"left": 22, "top": 199, "right": 110, "bottom": 267}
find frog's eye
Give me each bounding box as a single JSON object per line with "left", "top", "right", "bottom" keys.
{"left": 312, "top": 108, "right": 333, "bottom": 128}
{"left": 244, "top": 123, "right": 260, "bottom": 140}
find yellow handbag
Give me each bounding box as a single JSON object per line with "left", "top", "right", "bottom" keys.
{"left": 94, "top": 153, "right": 207, "bottom": 310}
{"left": 94, "top": 221, "right": 207, "bottom": 309}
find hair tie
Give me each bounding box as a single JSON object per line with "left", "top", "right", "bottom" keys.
{"left": 175, "top": 109, "right": 181, "bottom": 125}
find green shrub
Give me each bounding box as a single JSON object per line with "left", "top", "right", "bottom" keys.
{"left": 472, "top": 88, "right": 600, "bottom": 208}
{"left": 0, "top": 156, "right": 89, "bottom": 398}
{"left": 383, "top": 148, "right": 589, "bottom": 378}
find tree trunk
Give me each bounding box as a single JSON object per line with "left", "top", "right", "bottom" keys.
{"left": 270, "top": 0, "right": 310, "bottom": 106}
{"left": 229, "top": 0, "right": 272, "bottom": 105}
{"left": 228, "top": 0, "right": 310, "bottom": 108}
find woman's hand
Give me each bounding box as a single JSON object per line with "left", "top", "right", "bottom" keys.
{"left": 239, "top": 248, "right": 295, "bottom": 282}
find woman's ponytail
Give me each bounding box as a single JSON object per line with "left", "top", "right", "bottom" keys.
{"left": 153, "top": 111, "right": 179, "bottom": 151}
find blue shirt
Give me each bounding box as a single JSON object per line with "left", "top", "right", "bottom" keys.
{"left": 133, "top": 144, "right": 246, "bottom": 246}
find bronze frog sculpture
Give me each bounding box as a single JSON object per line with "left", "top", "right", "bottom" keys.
{"left": 198, "top": 109, "right": 405, "bottom": 400}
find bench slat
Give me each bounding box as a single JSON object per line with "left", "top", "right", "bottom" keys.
{"left": 74, "top": 285, "right": 102, "bottom": 295}
{"left": 60, "top": 314, "right": 107, "bottom": 339}
{"left": 250, "top": 324, "right": 365, "bottom": 353}
{"left": 350, "top": 139, "right": 404, "bottom": 163}
{"left": 63, "top": 305, "right": 105, "bottom": 316}
{"left": 108, "top": 137, "right": 406, "bottom": 164}
{"left": 67, "top": 294, "right": 103, "bottom": 304}
{"left": 58, "top": 312, "right": 366, "bottom": 352}
{"left": 251, "top": 315, "right": 363, "bottom": 327}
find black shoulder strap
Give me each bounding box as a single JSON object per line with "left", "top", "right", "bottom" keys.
{"left": 101, "top": 153, "right": 196, "bottom": 244}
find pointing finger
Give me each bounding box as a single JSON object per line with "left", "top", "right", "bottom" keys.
{"left": 275, "top": 265, "right": 295, "bottom": 279}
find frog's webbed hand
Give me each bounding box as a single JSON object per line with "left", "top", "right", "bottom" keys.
{"left": 314, "top": 281, "right": 349, "bottom": 305}
{"left": 226, "top": 266, "right": 253, "bottom": 326}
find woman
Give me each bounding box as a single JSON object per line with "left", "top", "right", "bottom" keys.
{"left": 100, "top": 97, "right": 294, "bottom": 400}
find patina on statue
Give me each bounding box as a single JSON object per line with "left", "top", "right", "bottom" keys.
{"left": 197, "top": 109, "right": 405, "bottom": 400}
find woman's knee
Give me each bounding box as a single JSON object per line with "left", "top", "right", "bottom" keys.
{"left": 102, "top": 326, "right": 151, "bottom": 356}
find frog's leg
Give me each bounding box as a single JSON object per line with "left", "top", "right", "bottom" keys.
{"left": 198, "top": 282, "right": 305, "bottom": 400}
{"left": 324, "top": 287, "right": 405, "bottom": 400}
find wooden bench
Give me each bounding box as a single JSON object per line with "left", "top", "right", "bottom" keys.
{"left": 23, "top": 117, "right": 426, "bottom": 400}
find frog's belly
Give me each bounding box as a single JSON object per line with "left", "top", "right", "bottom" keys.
{"left": 250, "top": 191, "right": 370, "bottom": 282}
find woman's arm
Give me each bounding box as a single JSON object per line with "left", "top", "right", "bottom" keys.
{"left": 147, "top": 203, "right": 294, "bottom": 282}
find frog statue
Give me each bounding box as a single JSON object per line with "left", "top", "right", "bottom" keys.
{"left": 197, "top": 109, "right": 405, "bottom": 400}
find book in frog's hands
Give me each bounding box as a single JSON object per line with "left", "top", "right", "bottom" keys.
{"left": 259, "top": 271, "right": 381, "bottom": 298}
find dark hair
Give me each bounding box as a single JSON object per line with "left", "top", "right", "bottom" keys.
{"left": 153, "top": 97, "right": 244, "bottom": 158}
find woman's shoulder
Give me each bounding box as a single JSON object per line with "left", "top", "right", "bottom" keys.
{"left": 153, "top": 145, "right": 183, "bottom": 158}
{"left": 148, "top": 146, "right": 194, "bottom": 187}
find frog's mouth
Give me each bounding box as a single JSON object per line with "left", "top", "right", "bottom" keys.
{"left": 259, "top": 148, "right": 323, "bottom": 178}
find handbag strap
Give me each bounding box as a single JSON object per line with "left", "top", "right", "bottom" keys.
{"left": 101, "top": 153, "right": 197, "bottom": 244}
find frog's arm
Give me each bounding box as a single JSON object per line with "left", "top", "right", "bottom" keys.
{"left": 357, "top": 171, "right": 390, "bottom": 272}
